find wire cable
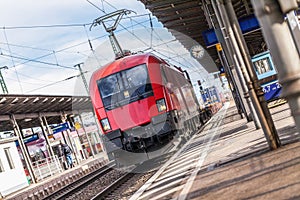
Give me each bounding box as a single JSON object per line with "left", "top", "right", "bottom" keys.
{"left": 0, "top": 53, "right": 75, "bottom": 70}
{"left": 26, "top": 71, "right": 89, "bottom": 93}
{"left": 100, "top": 0, "right": 200, "bottom": 71}
{"left": 3, "top": 28, "right": 24, "bottom": 93}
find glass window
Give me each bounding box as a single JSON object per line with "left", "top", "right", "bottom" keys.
{"left": 97, "top": 64, "right": 153, "bottom": 110}
{"left": 125, "top": 66, "right": 148, "bottom": 87}
{"left": 98, "top": 73, "right": 122, "bottom": 98}
{"left": 4, "top": 148, "right": 15, "bottom": 169}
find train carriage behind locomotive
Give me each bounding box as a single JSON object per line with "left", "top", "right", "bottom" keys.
{"left": 89, "top": 53, "right": 201, "bottom": 162}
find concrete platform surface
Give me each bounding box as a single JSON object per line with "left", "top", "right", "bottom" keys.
{"left": 187, "top": 141, "right": 300, "bottom": 200}
{"left": 186, "top": 101, "right": 300, "bottom": 200}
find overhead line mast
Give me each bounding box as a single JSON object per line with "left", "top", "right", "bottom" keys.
{"left": 0, "top": 66, "right": 8, "bottom": 94}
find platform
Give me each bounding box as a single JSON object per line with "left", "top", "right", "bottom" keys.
{"left": 184, "top": 101, "right": 300, "bottom": 199}
{"left": 4, "top": 152, "right": 107, "bottom": 200}
{"left": 4, "top": 100, "right": 300, "bottom": 200}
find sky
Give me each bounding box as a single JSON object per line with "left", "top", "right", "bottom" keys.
{"left": 0, "top": 0, "right": 220, "bottom": 97}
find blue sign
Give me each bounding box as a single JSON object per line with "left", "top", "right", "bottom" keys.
{"left": 202, "top": 29, "right": 218, "bottom": 47}
{"left": 262, "top": 80, "right": 282, "bottom": 101}
{"left": 201, "top": 86, "right": 220, "bottom": 105}
{"left": 51, "top": 122, "right": 70, "bottom": 134}
{"left": 202, "top": 14, "right": 260, "bottom": 47}
{"left": 15, "top": 134, "right": 39, "bottom": 146}
{"left": 239, "top": 14, "right": 260, "bottom": 34}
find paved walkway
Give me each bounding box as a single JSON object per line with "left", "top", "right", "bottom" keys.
{"left": 187, "top": 101, "right": 300, "bottom": 199}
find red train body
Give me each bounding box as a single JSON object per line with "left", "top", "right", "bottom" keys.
{"left": 89, "top": 53, "right": 204, "bottom": 163}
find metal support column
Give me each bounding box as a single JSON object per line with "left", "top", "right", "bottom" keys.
{"left": 61, "top": 113, "right": 80, "bottom": 164}
{"left": 10, "top": 114, "right": 37, "bottom": 184}
{"left": 78, "top": 113, "right": 95, "bottom": 158}
{"left": 285, "top": 3, "right": 300, "bottom": 55}
{"left": 38, "top": 115, "right": 55, "bottom": 158}
{"left": 224, "top": 0, "right": 280, "bottom": 148}
{"left": 203, "top": 1, "right": 249, "bottom": 120}
{"left": 218, "top": 0, "right": 281, "bottom": 149}
{"left": 42, "top": 116, "right": 57, "bottom": 155}
{"left": 74, "top": 62, "right": 105, "bottom": 155}
{"left": 217, "top": 48, "right": 245, "bottom": 117}
{"left": 252, "top": 0, "right": 300, "bottom": 135}
{"left": 212, "top": 0, "right": 261, "bottom": 129}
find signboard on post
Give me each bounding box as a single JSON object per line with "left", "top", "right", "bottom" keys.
{"left": 51, "top": 122, "right": 70, "bottom": 134}
{"left": 261, "top": 80, "right": 282, "bottom": 101}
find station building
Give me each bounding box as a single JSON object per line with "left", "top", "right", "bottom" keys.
{"left": 0, "top": 94, "right": 103, "bottom": 197}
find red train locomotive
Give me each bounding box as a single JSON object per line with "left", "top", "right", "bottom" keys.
{"left": 89, "top": 52, "right": 205, "bottom": 165}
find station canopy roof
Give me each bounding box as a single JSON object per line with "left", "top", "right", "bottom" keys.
{"left": 140, "top": 0, "right": 266, "bottom": 73}
{"left": 0, "top": 94, "right": 93, "bottom": 132}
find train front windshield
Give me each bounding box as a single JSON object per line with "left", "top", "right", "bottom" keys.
{"left": 97, "top": 64, "right": 153, "bottom": 110}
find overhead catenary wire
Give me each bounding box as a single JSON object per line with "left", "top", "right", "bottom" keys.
{"left": 0, "top": 64, "right": 57, "bottom": 82}
{"left": 0, "top": 8, "right": 151, "bottom": 71}
{"left": 0, "top": 14, "right": 150, "bottom": 30}
{"left": 0, "top": 53, "right": 76, "bottom": 70}
{"left": 100, "top": 0, "right": 203, "bottom": 72}
{"left": 0, "top": 0, "right": 207, "bottom": 94}
{"left": 0, "top": 3, "right": 150, "bottom": 93}
{"left": 1, "top": 18, "right": 151, "bottom": 70}
{"left": 26, "top": 71, "right": 89, "bottom": 93}
{"left": 0, "top": 13, "right": 152, "bottom": 93}
{"left": 3, "top": 27, "right": 23, "bottom": 93}
{"left": 0, "top": 41, "right": 54, "bottom": 52}
{"left": 5, "top": 76, "right": 54, "bottom": 85}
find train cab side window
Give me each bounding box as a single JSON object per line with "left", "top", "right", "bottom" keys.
{"left": 124, "top": 64, "right": 148, "bottom": 88}
{"left": 160, "top": 64, "right": 168, "bottom": 85}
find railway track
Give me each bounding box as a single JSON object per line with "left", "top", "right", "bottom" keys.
{"left": 43, "top": 161, "right": 123, "bottom": 200}
{"left": 44, "top": 154, "right": 175, "bottom": 200}
{"left": 128, "top": 103, "right": 230, "bottom": 200}
{"left": 88, "top": 109, "right": 222, "bottom": 200}
{"left": 44, "top": 143, "right": 178, "bottom": 200}
{"left": 91, "top": 150, "right": 180, "bottom": 200}
{"left": 43, "top": 107, "right": 213, "bottom": 200}
{"left": 91, "top": 170, "right": 155, "bottom": 200}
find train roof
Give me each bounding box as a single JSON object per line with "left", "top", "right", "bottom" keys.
{"left": 90, "top": 52, "right": 166, "bottom": 79}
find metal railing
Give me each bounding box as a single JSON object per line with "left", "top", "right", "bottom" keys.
{"left": 32, "top": 155, "right": 63, "bottom": 181}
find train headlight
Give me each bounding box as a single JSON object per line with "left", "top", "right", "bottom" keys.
{"left": 156, "top": 98, "right": 167, "bottom": 112}
{"left": 100, "top": 118, "right": 111, "bottom": 131}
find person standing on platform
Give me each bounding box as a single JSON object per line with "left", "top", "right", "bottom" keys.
{"left": 60, "top": 141, "right": 73, "bottom": 169}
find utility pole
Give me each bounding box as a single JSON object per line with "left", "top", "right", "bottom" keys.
{"left": 74, "top": 63, "right": 89, "bottom": 95}
{"left": 74, "top": 62, "right": 105, "bottom": 156}
{"left": 0, "top": 66, "right": 8, "bottom": 94}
